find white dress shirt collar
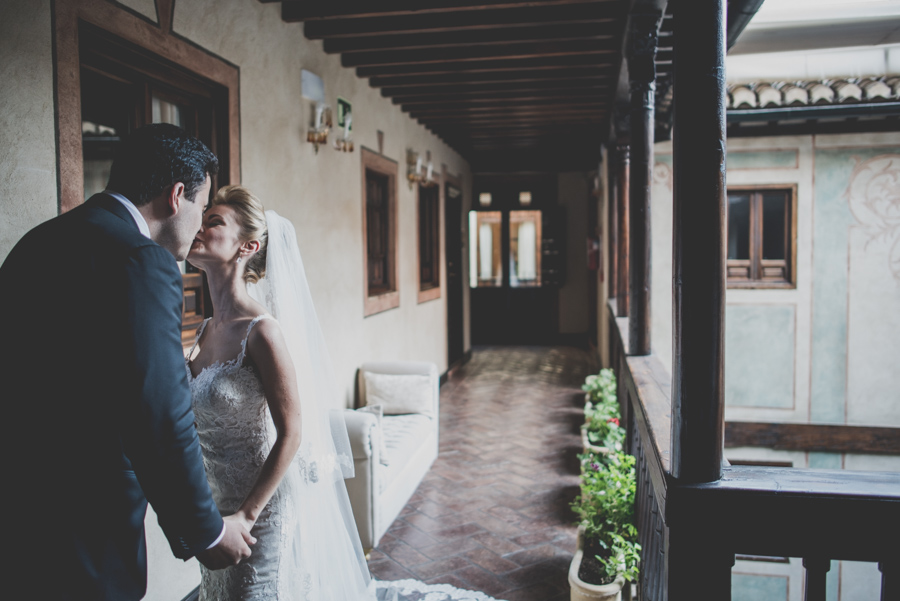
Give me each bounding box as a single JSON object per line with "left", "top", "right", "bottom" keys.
{"left": 104, "top": 190, "right": 151, "bottom": 239}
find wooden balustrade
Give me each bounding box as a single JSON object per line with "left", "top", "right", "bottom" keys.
{"left": 608, "top": 303, "right": 900, "bottom": 601}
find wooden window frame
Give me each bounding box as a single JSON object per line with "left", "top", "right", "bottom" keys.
{"left": 54, "top": 0, "right": 240, "bottom": 345}
{"left": 361, "top": 147, "right": 400, "bottom": 316}
{"left": 417, "top": 179, "right": 443, "bottom": 303}
{"left": 54, "top": 0, "right": 240, "bottom": 213}
{"left": 726, "top": 185, "right": 797, "bottom": 289}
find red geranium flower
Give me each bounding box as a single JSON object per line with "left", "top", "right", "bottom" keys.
{"left": 607, "top": 417, "right": 620, "bottom": 426}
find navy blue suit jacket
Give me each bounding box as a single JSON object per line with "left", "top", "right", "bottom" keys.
{"left": 0, "top": 194, "right": 222, "bottom": 600}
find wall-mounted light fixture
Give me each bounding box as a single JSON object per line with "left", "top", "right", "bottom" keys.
{"left": 479, "top": 192, "right": 492, "bottom": 207}
{"left": 407, "top": 149, "right": 437, "bottom": 189}
{"left": 306, "top": 103, "right": 332, "bottom": 153}
{"left": 332, "top": 112, "right": 353, "bottom": 152}
{"left": 519, "top": 191, "right": 532, "bottom": 206}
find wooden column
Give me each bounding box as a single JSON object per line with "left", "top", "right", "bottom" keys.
{"left": 803, "top": 558, "right": 830, "bottom": 601}
{"left": 627, "top": 10, "right": 660, "bottom": 357}
{"left": 670, "top": 0, "right": 728, "bottom": 483}
{"left": 615, "top": 142, "right": 630, "bottom": 317}
{"left": 607, "top": 146, "right": 619, "bottom": 300}
{"left": 880, "top": 559, "right": 898, "bottom": 601}
{"left": 668, "top": 526, "right": 733, "bottom": 601}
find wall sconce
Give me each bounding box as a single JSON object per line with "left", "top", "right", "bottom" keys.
{"left": 479, "top": 192, "right": 492, "bottom": 207}
{"left": 519, "top": 191, "right": 532, "bottom": 206}
{"left": 332, "top": 112, "right": 354, "bottom": 152}
{"left": 306, "top": 103, "right": 332, "bottom": 153}
{"left": 407, "top": 149, "right": 437, "bottom": 189}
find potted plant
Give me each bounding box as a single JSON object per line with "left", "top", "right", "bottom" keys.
{"left": 581, "top": 414, "right": 624, "bottom": 457}
{"left": 582, "top": 368, "right": 617, "bottom": 406}
{"left": 569, "top": 452, "right": 641, "bottom": 601}
{"left": 581, "top": 369, "right": 623, "bottom": 456}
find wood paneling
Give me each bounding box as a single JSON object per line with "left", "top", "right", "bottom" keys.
{"left": 725, "top": 421, "right": 900, "bottom": 455}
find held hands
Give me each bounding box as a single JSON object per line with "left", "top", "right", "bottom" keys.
{"left": 195, "top": 515, "right": 256, "bottom": 570}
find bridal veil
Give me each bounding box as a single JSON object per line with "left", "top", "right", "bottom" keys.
{"left": 248, "top": 211, "right": 375, "bottom": 600}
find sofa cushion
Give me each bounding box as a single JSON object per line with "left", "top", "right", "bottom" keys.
{"left": 364, "top": 372, "right": 434, "bottom": 419}
{"left": 379, "top": 414, "right": 433, "bottom": 493}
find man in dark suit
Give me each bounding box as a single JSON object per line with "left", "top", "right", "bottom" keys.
{"left": 0, "top": 124, "right": 253, "bottom": 599}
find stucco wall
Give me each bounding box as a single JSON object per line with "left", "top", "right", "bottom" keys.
{"left": 0, "top": 1, "right": 471, "bottom": 598}
{"left": 652, "top": 132, "right": 900, "bottom": 429}
{"left": 0, "top": 0, "right": 57, "bottom": 258}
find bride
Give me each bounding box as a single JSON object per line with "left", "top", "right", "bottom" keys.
{"left": 185, "top": 185, "right": 375, "bottom": 600}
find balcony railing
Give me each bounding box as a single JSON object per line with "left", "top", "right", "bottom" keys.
{"left": 607, "top": 301, "right": 900, "bottom": 601}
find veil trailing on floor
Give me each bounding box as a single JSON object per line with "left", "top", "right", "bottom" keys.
{"left": 248, "top": 210, "right": 374, "bottom": 600}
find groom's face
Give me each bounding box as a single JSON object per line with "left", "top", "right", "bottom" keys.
{"left": 167, "top": 175, "right": 211, "bottom": 261}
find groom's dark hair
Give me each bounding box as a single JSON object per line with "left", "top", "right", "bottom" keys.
{"left": 107, "top": 123, "right": 219, "bottom": 207}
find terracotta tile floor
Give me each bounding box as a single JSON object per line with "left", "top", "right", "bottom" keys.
{"left": 368, "top": 346, "right": 598, "bottom": 601}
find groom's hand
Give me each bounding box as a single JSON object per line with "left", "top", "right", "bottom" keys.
{"left": 195, "top": 517, "right": 256, "bottom": 569}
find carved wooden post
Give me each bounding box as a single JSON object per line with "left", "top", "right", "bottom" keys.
{"left": 803, "top": 558, "right": 830, "bottom": 601}
{"left": 627, "top": 10, "right": 660, "bottom": 356}
{"left": 879, "top": 559, "right": 898, "bottom": 601}
{"left": 607, "top": 146, "right": 619, "bottom": 300}
{"left": 670, "top": 0, "right": 727, "bottom": 484}
{"left": 616, "top": 141, "right": 630, "bottom": 318}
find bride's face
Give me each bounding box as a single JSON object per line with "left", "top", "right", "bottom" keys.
{"left": 187, "top": 204, "right": 245, "bottom": 269}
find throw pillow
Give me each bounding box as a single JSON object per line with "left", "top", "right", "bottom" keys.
{"left": 364, "top": 372, "right": 434, "bottom": 420}
{"left": 356, "top": 404, "right": 390, "bottom": 466}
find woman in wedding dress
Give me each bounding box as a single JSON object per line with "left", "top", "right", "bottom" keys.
{"left": 185, "top": 185, "right": 375, "bottom": 601}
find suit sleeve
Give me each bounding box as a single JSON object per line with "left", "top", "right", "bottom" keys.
{"left": 120, "top": 245, "right": 223, "bottom": 559}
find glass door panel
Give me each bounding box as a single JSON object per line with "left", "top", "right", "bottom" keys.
{"left": 509, "top": 210, "right": 542, "bottom": 288}
{"left": 468, "top": 210, "right": 503, "bottom": 288}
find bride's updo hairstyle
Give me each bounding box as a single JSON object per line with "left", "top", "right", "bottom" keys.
{"left": 211, "top": 185, "right": 268, "bottom": 283}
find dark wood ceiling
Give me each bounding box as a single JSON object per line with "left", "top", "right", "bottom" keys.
{"left": 262, "top": 0, "right": 640, "bottom": 171}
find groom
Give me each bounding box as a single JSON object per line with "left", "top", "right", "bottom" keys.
{"left": 0, "top": 124, "right": 253, "bottom": 599}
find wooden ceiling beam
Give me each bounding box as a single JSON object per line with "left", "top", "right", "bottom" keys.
{"left": 275, "top": 0, "right": 607, "bottom": 22}
{"left": 323, "top": 22, "right": 617, "bottom": 54}
{"left": 370, "top": 66, "right": 613, "bottom": 89}
{"left": 342, "top": 39, "right": 616, "bottom": 68}
{"left": 303, "top": 4, "right": 619, "bottom": 37}
{"left": 356, "top": 53, "right": 606, "bottom": 77}
{"left": 422, "top": 115, "right": 606, "bottom": 127}
{"left": 406, "top": 97, "right": 606, "bottom": 113}
{"left": 397, "top": 87, "right": 607, "bottom": 106}
{"left": 383, "top": 77, "right": 611, "bottom": 98}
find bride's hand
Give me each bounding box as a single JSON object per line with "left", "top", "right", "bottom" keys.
{"left": 228, "top": 510, "right": 256, "bottom": 534}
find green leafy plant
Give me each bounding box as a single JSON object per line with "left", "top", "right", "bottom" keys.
{"left": 582, "top": 368, "right": 617, "bottom": 409}
{"left": 585, "top": 414, "right": 625, "bottom": 452}
{"left": 571, "top": 451, "right": 641, "bottom": 586}
{"left": 583, "top": 369, "right": 623, "bottom": 454}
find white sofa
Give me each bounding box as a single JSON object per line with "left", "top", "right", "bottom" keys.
{"left": 343, "top": 361, "right": 440, "bottom": 551}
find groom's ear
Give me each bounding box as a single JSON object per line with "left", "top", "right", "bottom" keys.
{"left": 166, "top": 182, "right": 187, "bottom": 216}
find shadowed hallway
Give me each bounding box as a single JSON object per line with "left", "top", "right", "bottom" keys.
{"left": 368, "top": 347, "right": 598, "bottom": 601}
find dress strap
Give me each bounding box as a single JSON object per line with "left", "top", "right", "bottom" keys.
{"left": 187, "top": 318, "right": 211, "bottom": 361}
{"left": 237, "top": 315, "right": 270, "bottom": 364}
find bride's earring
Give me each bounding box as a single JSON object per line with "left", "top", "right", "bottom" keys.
{"left": 236, "top": 256, "right": 243, "bottom": 264}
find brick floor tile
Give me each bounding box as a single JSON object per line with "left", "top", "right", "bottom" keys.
{"left": 368, "top": 558, "right": 417, "bottom": 581}
{"left": 471, "top": 531, "right": 523, "bottom": 556}
{"left": 452, "top": 565, "right": 512, "bottom": 598}
{"left": 416, "top": 536, "right": 482, "bottom": 561}
{"left": 464, "top": 546, "right": 521, "bottom": 574}
{"left": 377, "top": 539, "right": 431, "bottom": 568}
{"left": 500, "top": 583, "right": 565, "bottom": 601}
{"left": 504, "top": 544, "right": 566, "bottom": 567}
{"left": 411, "top": 556, "right": 473, "bottom": 580}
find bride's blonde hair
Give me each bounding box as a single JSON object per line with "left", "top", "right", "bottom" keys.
{"left": 211, "top": 185, "right": 268, "bottom": 284}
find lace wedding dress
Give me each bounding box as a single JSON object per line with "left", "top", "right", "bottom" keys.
{"left": 187, "top": 315, "right": 374, "bottom": 600}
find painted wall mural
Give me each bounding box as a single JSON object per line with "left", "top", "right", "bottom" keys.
{"left": 846, "top": 154, "right": 900, "bottom": 281}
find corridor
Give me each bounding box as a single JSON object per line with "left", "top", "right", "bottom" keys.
{"left": 368, "top": 347, "right": 598, "bottom": 601}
